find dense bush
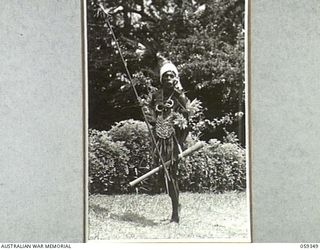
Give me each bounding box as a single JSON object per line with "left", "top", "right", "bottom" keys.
{"left": 89, "top": 120, "right": 160, "bottom": 194}
{"left": 179, "top": 138, "right": 246, "bottom": 192}
{"left": 89, "top": 129, "right": 130, "bottom": 194}
{"left": 108, "top": 119, "right": 152, "bottom": 172}
{"left": 89, "top": 119, "right": 246, "bottom": 194}
{"left": 108, "top": 119, "right": 160, "bottom": 193}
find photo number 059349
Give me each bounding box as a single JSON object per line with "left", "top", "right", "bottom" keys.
{"left": 86, "top": 0, "right": 250, "bottom": 241}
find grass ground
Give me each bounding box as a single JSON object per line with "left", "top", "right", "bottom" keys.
{"left": 89, "top": 191, "right": 250, "bottom": 241}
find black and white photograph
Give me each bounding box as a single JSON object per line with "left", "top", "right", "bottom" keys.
{"left": 86, "top": 0, "right": 250, "bottom": 241}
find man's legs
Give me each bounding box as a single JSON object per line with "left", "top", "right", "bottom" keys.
{"left": 168, "top": 176, "right": 180, "bottom": 223}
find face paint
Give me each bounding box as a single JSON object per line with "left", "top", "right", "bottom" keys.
{"left": 162, "top": 71, "right": 177, "bottom": 88}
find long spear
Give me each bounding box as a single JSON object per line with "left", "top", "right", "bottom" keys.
{"left": 99, "top": 4, "right": 171, "bottom": 181}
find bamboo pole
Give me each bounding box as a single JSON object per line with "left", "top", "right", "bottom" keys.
{"left": 129, "top": 141, "right": 205, "bottom": 187}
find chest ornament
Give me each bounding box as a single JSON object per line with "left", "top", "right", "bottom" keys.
{"left": 155, "top": 98, "right": 174, "bottom": 113}
{"left": 155, "top": 116, "right": 175, "bottom": 139}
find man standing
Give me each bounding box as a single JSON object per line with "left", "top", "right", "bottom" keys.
{"left": 143, "top": 61, "right": 190, "bottom": 223}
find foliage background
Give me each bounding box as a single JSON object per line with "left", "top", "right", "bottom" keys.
{"left": 89, "top": 120, "right": 246, "bottom": 194}
{"left": 87, "top": 0, "right": 246, "bottom": 144}
{"left": 87, "top": 0, "right": 246, "bottom": 195}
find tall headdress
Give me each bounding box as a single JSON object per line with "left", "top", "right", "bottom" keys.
{"left": 157, "top": 53, "right": 183, "bottom": 90}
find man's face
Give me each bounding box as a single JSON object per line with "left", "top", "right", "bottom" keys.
{"left": 162, "top": 71, "right": 176, "bottom": 88}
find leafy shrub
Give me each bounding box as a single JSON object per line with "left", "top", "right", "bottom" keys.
{"left": 89, "top": 129, "right": 130, "bottom": 194}
{"left": 107, "top": 119, "right": 152, "bottom": 171}
{"left": 89, "top": 120, "right": 160, "bottom": 194}
{"left": 179, "top": 138, "right": 246, "bottom": 193}
{"left": 107, "top": 120, "right": 162, "bottom": 192}
{"left": 89, "top": 119, "right": 246, "bottom": 194}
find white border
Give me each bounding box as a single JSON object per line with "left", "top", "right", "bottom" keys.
{"left": 244, "top": 0, "right": 252, "bottom": 243}
{"left": 82, "top": 0, "right": 89, "bottom": 243}
{"left": 83, "top": 0, "right": 251, "bottom": 243}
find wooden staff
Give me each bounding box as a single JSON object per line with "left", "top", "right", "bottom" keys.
{"left": 99, "top": 4, "right": 171, "bottom": 181}
{"left": 129, "top": 141, "right": 205, "bottom": 187}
